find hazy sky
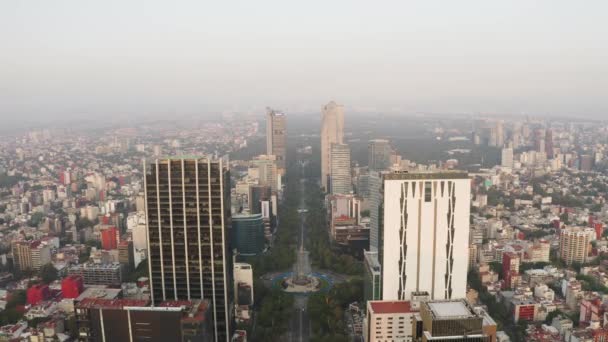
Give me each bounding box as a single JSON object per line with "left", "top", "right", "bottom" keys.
{"left": 1, "top": 0, "right": 607, "bottom": 120}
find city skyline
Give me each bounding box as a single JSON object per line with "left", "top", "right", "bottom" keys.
{"left": 1, "top": 2, "right": 608, "bottom": 341}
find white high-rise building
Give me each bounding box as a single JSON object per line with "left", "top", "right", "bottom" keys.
{"left": 373, "top": 171, "right": 471, "bottom": 301}
{"left": 330, "top": 143, "right": 352, "bottom": 194}
{"left": 559, "top": 227, "right": 595, "bottom": 265}
{"left": 501, "top": 148, "right": 514, "bottom": 168}
{"left": 321, "top": 101, "right": 344, "bottom": 191}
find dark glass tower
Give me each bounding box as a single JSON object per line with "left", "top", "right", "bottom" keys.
{"left": 144, "top": 157, "right": 232, "bottom": 341}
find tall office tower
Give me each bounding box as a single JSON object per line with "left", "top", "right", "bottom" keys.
{"left": 368, "top": 139, "right": 392, "bottom": 171}
{"left": 534, "top": 128, "right": 546, "bottom": 153}
{"left": 251, "top": 155, "right": 279, "bottom": 192}
{"left": 144, "top": 157, "right": 232, "bottom": 341}
{"left": 488, "top": 127, "right": 498, "bottom": 146}
{"left": 370, "top": 171, "right": 471, "bottom": 301}
{"left": 501, "top": 148, "right": 514, "bottom": 168}
{"left": 545, "top": 129, "right": 554, "bottom": 159}
{"left": 368, "top": 171, "right": 383, "bottom": 252}
{"left": 329, "top": 143, "right": 352, "bottom": 194}
{"left": 559, "top": 227, "right": 595, "bottom": 265}
{"left": 512, "top": 122, "right": 522, "bottom": 149}
{"left": 495, "top": 121, "right": 505, "bottom": 147}
{"left": 320, "top": 101, "right": 345, "bottom": 191}
{"left": 265, "top": 108, "right": 286, "bottom": 175}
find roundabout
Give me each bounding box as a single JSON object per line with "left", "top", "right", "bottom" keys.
{"left": 270, "top": 271, "right": 334, "bottom": 294}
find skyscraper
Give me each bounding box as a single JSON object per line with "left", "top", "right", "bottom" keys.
{"left": 495, "top": 120, "right": 505, "bottom": 147}
{"left": 329, "top": 143, "right": 352, "bottom": 194}
{"left": 368, "top": 139, "right": 392, "bottom": 171}
{"left": 545, "top": 128, "right": 554, "bottom": 159}
{"left": 501, "top": 148, "right": 513, "bottom": 168}
{"left": 266, "top": 108, "right": 286, "bottom": 175}
{"left": 368, "top": 171, "right": 471, "bottom": 301}
{"left": 144, "top": 157, "right": 232, "bottom": 341}
{"left": 321, "top": 101, "right": 344, "bottom": 191}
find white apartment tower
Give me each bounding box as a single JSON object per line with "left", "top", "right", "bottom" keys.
{"left": 559, "top": 227, "right": 595, "bottom": 265}
{"left": 330, "top": 143, "right": 352, "bottom": 194}
{"left": 321, "top": 101, "right": 345, "bottom": 191}
{"left": 501, "top": 148, "right": 514, "bottom": 168}
{"left": 372, "top": 171, "right": 471, "bottom": 301}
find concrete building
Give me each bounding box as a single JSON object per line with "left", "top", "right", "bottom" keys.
{"left": 118, "top": 240, "right": 134, "bottom": 271}
{"left": 266, "top": 108, "right": 286, "bottom": 175}
{"left": 501, "top": 148, "right": 513, "bottom": 168}
{"left": 231, "top": 213, "right": 265, "bottom": 256}
{"left": 368, "top": 139, "right": 392, "bottom": 171}
{"left": 375, "top": 171, "right": 471, "bottom": 301}
{"left": 12, "top": 240, "right": 51, "bottom": 271}
{"left": 329, "top": 143, "right": 352, "bottom": 195}
{"left": 233, "top": 263, "right": 254, "bottom": 324}
{"left": 559, "top": 227, "right": 595, "bottom": 265}
{"left": 100, "top": 226, "right": 119, "bottom": 250}
{"left": 144, "top": 157, "right": 232, "bottom": 341}
{"left": 502, "top": 252, "right": 520, "bottom": 289}
{"left": 321, "top": 101, "right": 345, "bottom": 191}
{"left": 412, "top": 300, "right": 497, "bottom": 342}
{"left": 128, "top": 212, "right": 147, "bottom": 268}
{"left": 67, "top": 262, "right": 122, "bottom": 286}
{"left": 580, "top": 154, "right": 594, "bottom": 172}
{"left": 327, "top": 194, "right": 368, "bottom": 247}
{"left": 364, "top": 251, "right": 382, "bottom": 302}
{"left": 74, "top": 298, "right": 212, "bottom": 342}
{"left": 251, "top": 155, "right": 280, "bottom": 192}
{"left": 365, "top": 300, "right": 413, "bottom": 342}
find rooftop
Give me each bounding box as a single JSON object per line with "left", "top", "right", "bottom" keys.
{"left": 369, "top": 301, "right": 412, "bottom": 314}
{"left": 384, "top": 171, "right": 469, "bottom": 180}
{"left": 77, "top": 298, "right": 149, "bottom": 309}
{"left": 427, "top": 300, "right": 476, "bottom": 319}
{"left": 76, "top": 287, "right": 122, "bottom": 301}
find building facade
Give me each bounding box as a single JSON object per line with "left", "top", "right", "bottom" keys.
{"left": 12, "top": 240, "right": 51, "bottom": 271}
{"left": 320, "top": 101, "right": 344, "bottom": 191}
{"left": 67, "top": 262, "right": 122, "bottom": 286}
{"left": 329, "top": 143, "right": 352, "bottom": 195}
{"left": 412, "top": 300, "right": 497, "bottom": 342}
{"left": 266, "top": 108, "right": 286, "bottom": 175}
{"left": 231, "top": 214, "right": 265, "bottom": 256}
{"left": 368, "top": 139, "right": 392, "bottom": 171}
{"left": 379, "top": 172, "right": 471, "bottom": 301}
{"left": 251, "top": 155, "right": 279, "bottom": 192}
{"left": 501, "top": 148, "right": 513, "bottom": 168}
{"left": 75, "top": 298, "right": 211, "bottom": 342}
{"left": 144, "top": 157, "right": 232, "bottom": 341}
{"left": 365, "top": 300, "right": 413, "bottom": 342}
{"left": 559, "top": 227, "right": 595, "bottom": 265}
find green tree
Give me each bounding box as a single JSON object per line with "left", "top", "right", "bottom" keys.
{"left": 28, "top": 212, "right": 45, "bottom": 227}
{"left": 38, "top": 263, "right": 58, "bottom": 284}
